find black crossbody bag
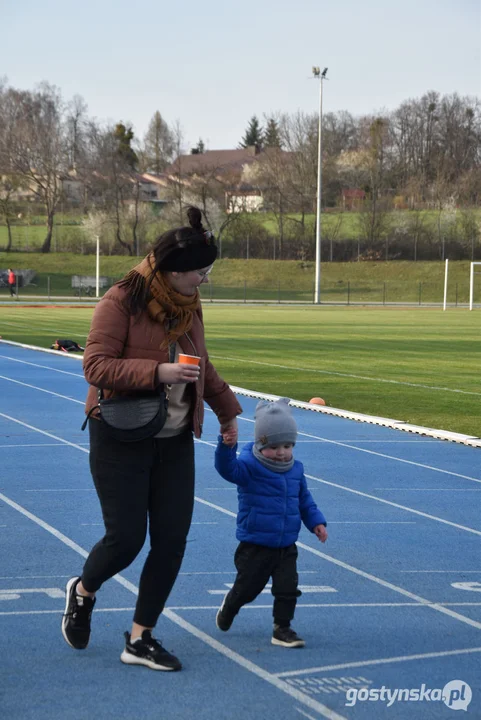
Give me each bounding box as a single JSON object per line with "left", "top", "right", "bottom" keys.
{"left": 81, "top": 343, "right": 175, "bottom": 442}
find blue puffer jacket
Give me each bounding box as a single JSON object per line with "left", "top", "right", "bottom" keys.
{"left": 215, "top": 438, "right": 326, "bottom": 548}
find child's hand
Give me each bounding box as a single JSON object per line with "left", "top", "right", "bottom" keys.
{"left": 220, "top": 419, "right": 238, "bottom": 447}
{"left": 314, "top": 524, "right": 328, "bottom": 543}
{"left": 222, "top": 430, "right": 237, "bottom": 447}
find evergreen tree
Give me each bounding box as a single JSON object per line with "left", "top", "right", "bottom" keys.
{"left": 114, "top": 123, "right": 138, "bottom": 169}
{"left": 240, "top": 115, "right": 263, "bottom": 150}
{"left": 264, "top": 117, "right": 282, "bottom": 148}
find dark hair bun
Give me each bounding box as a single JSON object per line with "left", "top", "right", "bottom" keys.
{"left": 186, "top": 206, "right": 203, "bottom": 231}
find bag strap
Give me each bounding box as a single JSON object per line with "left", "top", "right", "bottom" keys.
{"left": 94, "top": 341, "right": 177, "bottom": 406}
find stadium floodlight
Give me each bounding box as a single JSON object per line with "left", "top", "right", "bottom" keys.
{"left": 469, "top": 262, "right": 481, "bottom": 310}
{"left": 312, "top": 66, "right": 328, "bottom": 304}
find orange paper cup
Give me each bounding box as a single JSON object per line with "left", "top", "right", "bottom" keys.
{"left": 178, "top": 353, "right": 201, "bottom": 366}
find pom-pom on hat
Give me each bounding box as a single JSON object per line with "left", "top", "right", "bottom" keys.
{"left": 254, "top": 397, "right": 297, "bottom": 450}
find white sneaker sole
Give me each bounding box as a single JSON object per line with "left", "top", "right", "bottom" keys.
{"left": 61, "top": 577, "right": 80, "bottom": 649}
{"left": 216, "top": 592, "right": 230, "bottom": 631}
{"left": 120, "top": 650, "right": 177, "bottom": 671}
{"left": 271, "top": 637, "right": 305, "bottom": 648}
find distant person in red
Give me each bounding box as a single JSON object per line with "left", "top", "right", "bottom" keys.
{"left": 7, "top": 268, "right": 16, "bottom": 297}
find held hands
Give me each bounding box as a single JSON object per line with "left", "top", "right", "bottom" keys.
{"left": 313, "top": 524, "right": 328, "bottom": 543}
{"left": 156, "top": 362, "right": 200, "bottom": 385}
{"left": 221, "top": 418, "right": 238, "bottom": 447}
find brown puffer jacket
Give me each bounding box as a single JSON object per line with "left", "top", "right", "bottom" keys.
{"left": 83, "top": 284, "right": 242, "bottom": 437}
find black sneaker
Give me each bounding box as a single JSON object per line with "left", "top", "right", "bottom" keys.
{"left": 61, "top": 577, "right": 96, "bottom": 650}
{"left": 271, "top": 625, "right": 305, "bottom": 648}
{"left": 216, "top": 593, "right": 236, "bottom": 632}
{"left": 120, "top": 631, "right": 182, "bottom": 671}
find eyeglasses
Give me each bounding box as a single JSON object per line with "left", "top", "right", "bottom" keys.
{"left": 196, "top": 267, "right": 213, "bottom": 280}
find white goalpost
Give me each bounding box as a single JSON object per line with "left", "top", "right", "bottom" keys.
{"left": 469, "top": 262, "right": 481, "bottom": 311}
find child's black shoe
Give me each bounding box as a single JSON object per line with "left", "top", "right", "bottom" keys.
{"left": 271, "top": 624, "right": 305, "bottom": 648}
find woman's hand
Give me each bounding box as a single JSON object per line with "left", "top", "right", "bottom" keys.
{"left": 220, "top": 418, "right": 238, "bottom": 447}
{"left": 156, "top": 362, "right": 200, "bottom": 385}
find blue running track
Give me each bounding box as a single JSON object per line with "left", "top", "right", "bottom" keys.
{"left": 0, "top": 343, "right": 480, "bottom": 720}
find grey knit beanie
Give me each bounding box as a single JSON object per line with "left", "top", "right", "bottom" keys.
{"left": 254, "top": 398, "right": 297, "bottom": 450}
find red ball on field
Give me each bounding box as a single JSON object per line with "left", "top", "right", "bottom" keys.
{"left": 309, "top": 397, "right": 326, "bottom": 406}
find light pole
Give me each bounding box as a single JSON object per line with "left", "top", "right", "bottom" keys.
{"left": 95, "top": 235, "right": 100, "bottom": 298}
{"left": 312, "top": 66, "right": 328, "bottom": 304}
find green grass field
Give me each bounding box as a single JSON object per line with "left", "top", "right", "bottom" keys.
{"left": 1, "top": 254, "right": 480, "bottom": 304}
{"left": 0, "top": 305, "right": 479, "bottom": 438}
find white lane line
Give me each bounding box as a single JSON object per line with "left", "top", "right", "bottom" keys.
{"left": 0, "top": 356, "right": 84, "bottom": 377}
{"left": 275, "top": 646, "right": 481, "bottom": 677}
{"left": 168, "top": 603, "right": 481, "bottom": 609}
{"left": 0, "top": 414, "right": 89, "bottom": 452}
{"left": 328, "top": 522, "right": 416, "bottom": 525}
{"left": 296, "top": 540, "right": 481, "bottom": 631}
{"left": 374, "top": 488, "right": 481, "bottom": 491}
{"left": 310, "top": 440, "right": 447, "bottom": 444}
{"left": 3, "top": 413, "right": 481, "bottom": 632}
{"left": 198, "top": 438, "right": 481, "bottom": 536}
{"left": 301, "top": 434, "right": 481, "bottom": 484}
{"left": 296, "top": 708, "right": 318, "bottom": 720}
{"left": 163, "top": 609, "right": 346, "bottom": 719}
{"left": 6, "top": 603, "right": 479, "bottom": 614}
{"left": 1, "top": 371, "right": 477, "bottom": 484}
{"left": 0, "top": 376, "right": 84, "bottom": 404}
{"left": 401, "top": 570, "right": 481, "bottom": 574}
{"left": 305, "top": 473, "right": 481, "bottom": 536}
{"left": 0, "top": 607, "right": 135, "bottom": 617}
{"left": 194, "top": 495, "right": 481, "bottom": 631}
{"left": 0, "top": 488, "right": 345, "bottom": 719}
{"left": 0, "top": 575, "right": 72, "bottom": 580}
{"left": 0, "top": 443, "right": 73, "bottom": 448}
{"left": 237, "top": 417, "right": 481, "bottom": 484}
{"left": 210, "top": 354, "right": 481, "bottom": 397}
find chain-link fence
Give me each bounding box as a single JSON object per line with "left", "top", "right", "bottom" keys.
{"left": 1, "top": 273, "right": 479, "bottom": 306}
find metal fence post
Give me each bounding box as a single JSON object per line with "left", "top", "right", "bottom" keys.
{"left": 278, "top": 280, "right": 281, "bottom": 304}
{"left": 48, "top": 276, "right": 51, "bottom": 301}
{"left": 347, "top": 281, "right": 350, "bottom": 305}
{"left": 244, "top": 280, "right": 246, "bottom": 304}
{"left": 419, "top": 282, "right": 422, "bottom": 306}
{"left": 383, "top": 282, "right": 386, "bottom": 305}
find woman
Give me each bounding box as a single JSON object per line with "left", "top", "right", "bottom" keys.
{"left": 62, "top": 207, "right": 242, "bottom": 671}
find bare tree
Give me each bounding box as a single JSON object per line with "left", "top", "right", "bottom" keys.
{"left": 0, "top": 82, "right": 66, "bottom": 252}
{"left": 141, "top": 111, "right": 174, "bottom": 174}
{"left": 0, "top": 176, "right": 22, "bottom": 251}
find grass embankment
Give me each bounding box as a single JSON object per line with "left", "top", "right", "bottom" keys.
{"left": 0, "top": 305, "right": 479, "bottom": 438}
{"left": 2, "top": 208, "right": 481, "bottom": 248}
{"left": 0, "top": 253, "right": 479, "bottom": 304}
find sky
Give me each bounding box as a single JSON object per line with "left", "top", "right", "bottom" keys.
{"left": 1, "top": 0, "right": 480, "bottom": 152}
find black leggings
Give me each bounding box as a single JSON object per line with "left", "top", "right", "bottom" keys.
{"left": 81, "top": 419, "right": 195, "bottom": 627}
